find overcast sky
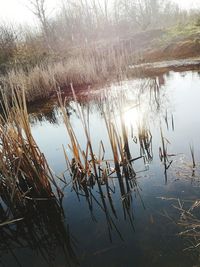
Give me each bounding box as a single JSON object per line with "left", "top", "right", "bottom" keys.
{"left": 0, "top": 0, "right": 200, "bottom": 26}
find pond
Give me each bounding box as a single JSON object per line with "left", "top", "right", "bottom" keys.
{"left": 1, "top": 70, "right": 200, "bottom": 267}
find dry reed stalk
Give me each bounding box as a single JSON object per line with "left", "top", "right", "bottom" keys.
{"left": 190, "top": 144, "right": 196, "bottom": 169}
{"left": 138, "top": 120, "right": 153, "bottom": 163}
{"left": 0, "top": 87, "right": 63, "bottom": 213}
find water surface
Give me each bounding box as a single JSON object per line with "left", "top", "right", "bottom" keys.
{"left": 1, "top": 70, "right": 200, "bottom": 267}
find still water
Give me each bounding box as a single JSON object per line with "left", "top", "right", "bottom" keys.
{"left": 1, "top": 70, "right": 200, "bottom": 267}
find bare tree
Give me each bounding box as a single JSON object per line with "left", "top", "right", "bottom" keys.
{"left": 28, "top": 0, "right": 51, "bottom": 48}
{"left": 20, "top": 0, "right": 189, "bottom": 53}
{"left": 0, "top": 24, "right": 17, "bottom": 67}
{"left": 117, "top": 0, "right": 175, "bottom": 30}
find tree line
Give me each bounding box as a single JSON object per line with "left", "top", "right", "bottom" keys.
{"left": 0, "top": 0, "right": 198, "bottom": 70}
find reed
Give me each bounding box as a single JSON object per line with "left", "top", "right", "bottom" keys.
{"left": 0, "top": 42, "right": 136, "bottom": 103}
{"left": 0, "top": 86, "right": 63, "bottom": 223}
{"left": 58, "top": 87, "right": 143, "bottom": 231}
{"left": 138, "top": 120, "right": 153, "bottom": 163}
{"left": 58, "top": 87, "right": 126, "bottom": 239}
{"left": 102, "top": 101, "right": 146, "bottom": 226}
{"left": 159, "top": 126, "right": 173, "bottom": 182}
{"left": 190, "top": 144, "right": 196, "bottom": 169}
{"left": 172, "top": 199, "right": 200, "bottom": 252}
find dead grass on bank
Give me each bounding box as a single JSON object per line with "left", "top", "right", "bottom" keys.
{"left": 0, "top": 43, "right": 136, "bottom": 103}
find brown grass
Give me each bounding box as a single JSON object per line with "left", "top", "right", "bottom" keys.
{"left": 0, "top": 87, "right": 62, "bottom": 219}
{"left": 0, "top": 43, "right": 136, "bottom": 103}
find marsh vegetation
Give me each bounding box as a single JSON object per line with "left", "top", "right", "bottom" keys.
{"left": 0, "top": 0, "right": 200, "bottom": 103}
{"left": 1, "top": 0, "right": 200, "bottom": 266}
{"left": 0, "top": 71, "right": 200, "bottom": 266}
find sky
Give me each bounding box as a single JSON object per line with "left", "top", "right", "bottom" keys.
{"left": 0, "top": 0, "right": 200, "bottom": 26}
{"left": 0, "top": 0, "right": 60, "bottom": 25}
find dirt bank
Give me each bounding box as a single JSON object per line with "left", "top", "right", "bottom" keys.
{"left": 128, "top": 28, "right": 200, "bottom": 63}
{"left": 118, "top": 26, "right": 200, "bottom": 64}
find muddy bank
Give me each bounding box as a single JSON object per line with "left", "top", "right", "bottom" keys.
{"left": 2, "top": 28, "right": 200, "bottom": 106}
{"left": 119, "top": 28, "right": 200, "bottom": 63}
{"left": 115, "top": 28, "right": 200, "bottom": 77}
{"left": 143, "top": 39, "right": 200, "bottom": 63}
{"left": 129, "top": 58, "right": 200, "bottom": 77}
{"left": 131, "top": 29, "right": 200, "bottom": 63}
{"left": 26, "top": 56, "right": 200, "bottom": 107}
